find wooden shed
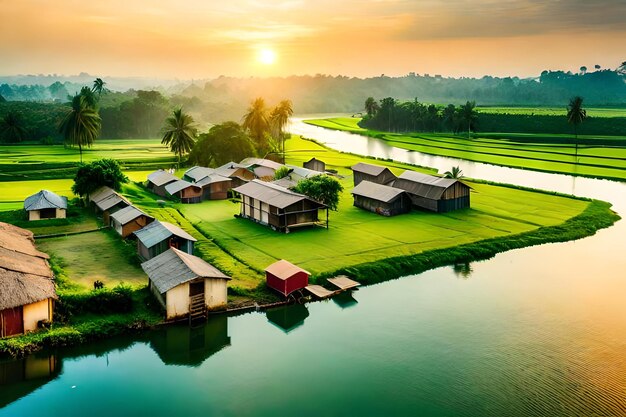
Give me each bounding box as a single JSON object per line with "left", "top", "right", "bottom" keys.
{"left": 240, "top": 157, "right": 284, "bottom": 180}
{"left": 265, "top": 259, "right": 310, "bottom": 297}
{"left": 351, "top": 180, "right": 412, "bottom": 216}
{"left": 183, "top": 166, "right": 215, "bottom": 183}
{"left": 164, "top": 180, "right": 203, "bottom": 204}
{"left": 0, "top": 222, "right": 56, "bottom": 338}
{"left": 303, "top": 157, "right": 326, "bottom": 172}
{"left": 147, "top": 170, "right": 179, "bottom": 197}
{"left": 351, "top": 162, "right": 397, "bottom": 187}
{"left": 89, "top": 186, "right": 130, "bottom": 226}
{"left": 285, "top": 165, "right": 323, "bottom": 182}
{"left": 196, "top": 174, "right": 232, "bottom": 200}
{"left": 215, "top": 162, "right": 255, "bottom": 189}
{"left": 23, "top": 190, "right": 67, "bottom": 221}
{"left": 393, "top": 171, "right": 471, "bottom": 212}
{"left": 110, "top": 205, "right": 154, "bottom": 238}
{"left": 134, "top": 220, "right": 197, "bottom": 261}
{"left": 233, "top": 180, "right": 328, "bottom": 232}
{"left": 141, "top": 248, "right": 231, "bottom": 320}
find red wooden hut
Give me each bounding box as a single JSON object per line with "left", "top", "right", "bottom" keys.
{"left": 264, "top": 259, "right": 310, "bottom": 297}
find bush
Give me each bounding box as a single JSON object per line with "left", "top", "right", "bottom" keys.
{"left": 56, "top": 284, "right": 134, "bottom": 320}
{"left": 72, "top": 158, "right": 129, "bottom": 197}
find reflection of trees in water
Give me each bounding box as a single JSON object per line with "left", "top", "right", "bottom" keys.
{"left": 0, "top": 353, "right": 60, "bottom": 408}
{"left": 453, "top": 262, "right": 473, "bottom": 279}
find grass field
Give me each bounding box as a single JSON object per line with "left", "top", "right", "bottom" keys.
{"left": 304, "top": 117, "right": 626, "bottom": 181}
{"left": 477, "top": 107, "right": 626, "bottom": 118}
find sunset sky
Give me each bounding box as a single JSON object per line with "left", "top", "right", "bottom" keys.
{"left": 2, "top": 0, "right": 625, "bottom": 79}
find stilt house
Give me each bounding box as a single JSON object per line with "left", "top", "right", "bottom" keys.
{"left": 393, "top": 171, "right": 471, "bottom": 212}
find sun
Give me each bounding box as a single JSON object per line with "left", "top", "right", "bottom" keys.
{"left": 258, "top": 48, "right": 276, "bottom": 65}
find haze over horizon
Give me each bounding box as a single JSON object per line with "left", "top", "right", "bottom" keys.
{"left": 2, "top": 0, "right": 625, "bottom": 80}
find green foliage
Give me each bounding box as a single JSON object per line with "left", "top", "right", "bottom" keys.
{"left": 161, "top": 108, "right": 197, "bottom": 167}
{"left": 242, "top": 97, "right": 271, "bottom": 153}
{"left": 364, "top": 97, "right": 379, "bottom": 117}
{"left": 291, "top": 175, "right": 343, "bottom": 211}
{"left": 567, "top": 96, "right": 587, "bottom": 137}
{"left": 71, "top": 158, "right": 129, "bottom": 196}
{"left": 189, "top": 122, "right": 255, "bottom": 167}
{"left": 273, "top": 166, "right": 291, "bottom": 180}
{"left": 56, "top": 284, "right": 134, "bottom": 321}
{"left": 443, "top": 166, "right": 463, "bottom": 179}
{"left": 100, "top": 90, "right": 170, "bottom": 138}
{"left": 0, "top": 93, "right": 5, "bottom": 102}
{"left": 59, "top": 93, "right": 101, "bottom": 162}
{"left": 0, "top": 110, "right": 28, "bottom": 143}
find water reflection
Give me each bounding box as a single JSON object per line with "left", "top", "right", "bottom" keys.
{"left": 0, "top": 353, "right": 60, "bottom": 408}
{"left": 149, "top": 315, "right": 231, "bottom": 367}
{"left": 266, "top": 304, "right": 309, "bottom": 334}
{"left": 332, "top": 291, "right": 359, "bottom": 309}
{"left": 453, "top": 262, "right": 473, "bottom": 279}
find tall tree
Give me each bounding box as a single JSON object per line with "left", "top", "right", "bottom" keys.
{"left": 364, "top": 97, "right": 379, "bottom": 117}
{"left": 59, "top": 94, "right": 101, "bottom": 163}
{"left": 0, "top": 111, "right": 28, "bottom": 143}
{"left": 566, "top": 96, "right": 587, "bottom": 157}
{"left": 242, "top": 97, "right": 270, "bottom": 153}
{"left": 92, "top": 78, "right": 106, "bottom": 96}
{"left": 579, "top": 66, "right": 587, "bottom": 75}
{"left": 270, "top": 99, "right": 293, "bottom": 163}
{"left": 161, "top": 108, "right": 197, "bottom": 168}
{"left": 79, "top": 86, "right": 98, "bottom": 109}
{"left": 72, "top": 158, "right": 128, "bottom": 197}
{"left": 459, "top": 101, "right": 478, "bottom": 139}
{"left": 188, "top": 122, "right": 254, "bottom": 167}
{"left": 443, "top": 166, "right": 463, "bottom": 179}
{"left": 617, "top": 61, "right": 626, "bottom": 76}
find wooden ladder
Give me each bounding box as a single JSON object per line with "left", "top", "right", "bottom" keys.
{"left": 189, "top": 293, "right": 206, "bottom": 324}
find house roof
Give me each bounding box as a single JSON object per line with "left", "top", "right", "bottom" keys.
{"left": 239, "top": 157, "right": 283, "bottom": 171}
{"left": 196, "top": 174, "right": 232, "bottom": 187}
{"left": 141, "top": 247, "right": 230, "bottom": 294}
{"left": 234, "top": 179, "right": 323, "bottom": 209}
{"left": 94, "top": 192, "right": 129, "bottom": 211}
{"left": 89, "top": 186, "right": 116, "bottom": 203}
{"left": 110, "top": 205, "right": 151, "bottom": 225}
{"left": 184, "top": 166, "right": 215, "bottom": 182}
{"left": 134, "top": 220, "right": 197, "bottom": 249}
{"left": 305, "top": 157, "right": 324, "bottom": 164}
{"left": 148, "top": 170, "right": 179, "bottom": 187}
{"left": 0, "top": 222, "right": 56, "bottom": 310}
{"left": 351, "top": 180, "right": 407, "bottom": 203}
{"left": 271, "top": 177, "right": 298, "bottom": 189}
{"left": 285, "top": 165, "right": 322, "bottom": 179}
{"left": 23, "top": 190, "right": 67, "bottom": 211}
{"left": 265, "top": 259, "right": 310, "bottom": 280}
{"left": 351, "top": 162, "right": 393, "bottom": 177}
{"left": 215, "top": 162, "right": 250, "bottom": 179}
{"left": 394, "top": 171, "right": 465, "bottom": 200}
{"left": 165, "top": 180, "right": 201, "bottom": 196}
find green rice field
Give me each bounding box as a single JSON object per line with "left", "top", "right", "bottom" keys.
{"left": 477, "top": 106, "right": 626, "bottom": 118}
{"left": 304, "top": 117, "right": 626, "bottom": 181}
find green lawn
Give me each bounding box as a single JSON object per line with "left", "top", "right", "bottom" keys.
{"left": 477, "top": 106, "right": 626, "bottom": 118}
{"left": 304, "top": 118, "right": 626, "bottom": 181}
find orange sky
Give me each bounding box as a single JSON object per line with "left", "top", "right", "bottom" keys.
{"left": 1, "top": 0, "right": 625, "bottom": 79}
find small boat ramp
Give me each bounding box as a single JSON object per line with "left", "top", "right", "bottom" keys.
{"left": 304, "top": 276, "right": 360, "bottom": 300}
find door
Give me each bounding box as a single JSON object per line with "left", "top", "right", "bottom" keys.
{"left": 189, "top": 281, "right": 204, "bottom": 297}
{"left": 1, "top": 307, "right": 24, "bottom": 338}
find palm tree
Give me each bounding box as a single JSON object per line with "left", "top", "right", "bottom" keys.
{"left": 617, "top": 61, "right": 626, "bottom": 76}
{"left": 242, "top": 97, "right": 270, "bottom": 152}
{"left": 566, "top": 96, "right": 587, "bottom": 158}
{"left": 364, "top": 97, "right": 379, "bottom": 117}
{"left": 459, "top": 101, "right": 478, "bottom": 139}
{"left": 0, "top": 111, "right": 28, "bottom": 143}
{"left": 270, "top": 100, "right": 293, "bottom": 163}
{"left": 59, "top": 94, "right": 101, "bottom": 163}
{"left": 79, "top": 86, "right": 98, "bottom": 109}
{"left": 92, "top": 78, "right": 106, "bottom": 96}
{"left": 161, "top": 108, "right": 197, "bottom": 168}
{"left": 443, "top": 166, "right": 463, "bottom": 179}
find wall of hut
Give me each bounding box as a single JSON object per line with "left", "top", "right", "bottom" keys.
{"left": 177, "top": 187, "right": 202, "bottom": 204}
{"left": 114, "top": 216, "right": 152, "bottom": 238}
{"left": 28, "top": 208, "right": 66, "bottom": 221}
{"left": 240, "top": 197, "right": 321, "bottom": 231}
{"left": 202, "top": 182, "right": 230, "bottom": 200}
{"left": 353, "top": 170, "right": 396, "bottom": 187}
{"left": 304, "top": 159, "right": 325, "bottom": 172}
{"left": 148, "top": 182, "right": 168, "bottom": 197}
{"left": 353, "top": 195, "right": 412, "bottom": 217}
{"left": 204, "top": 279, "right": 227, "bottom": 310}
{"left": 138, "top": 238, "right": 193, "bottom": 261}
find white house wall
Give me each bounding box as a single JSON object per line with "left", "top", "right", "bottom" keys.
{"left": 165, "top": 283, "right": 190, "bottom": 320}
{"left": 204, "top": 279, "right": 227, "bottom": 309}
{"left": 23, "top": 299, "right": 51, "bottom": 332}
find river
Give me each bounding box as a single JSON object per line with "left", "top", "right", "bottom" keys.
{"left": 1, "top": 118, "right": 625, "bottom": 417}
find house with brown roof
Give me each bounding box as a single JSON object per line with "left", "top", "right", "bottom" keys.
{"left": 110, "top": 205, "right": 155, "bottom": 238}
{"left": 141, "top": 248, "right": 231, "bottom": 320}
{"left": 240, "top": 157, "right": 284, "bottom": 180}
{"left": 165, "top": 180, "right": 203, "bottom": 204}
{"left": 0, "top": 222, "right": 56, "bottom": 338}
{"left": 265, "top": 259, "right": 310, "bottom": 297}
{"left": 351, "top": 180, "right": 412, "bottom": 216}
{"left": 233, "top": 180, "right": 328, "bottom": 232}
{"left": 23, "top": 190, "right": 67, "bottom": 221}
{"left": 351, "top": 162, "right": 397, "bottom": 187}
{"left": 215, "top": 162, "right": 255, "bottom": 189}
{"left": 147, "top": 170, "right": 179, "bottom": 197}
{"left": 393, "top": 171, "right": 471, "bottom": 212}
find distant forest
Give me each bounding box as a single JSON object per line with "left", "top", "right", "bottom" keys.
{"left": 0, "top": 65, "right": 625, "bottom": 141}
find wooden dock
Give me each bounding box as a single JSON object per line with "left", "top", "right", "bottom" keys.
{"left": 304, "top": 276, "right": 361, "bottom": 300}
{"left": 327, "top": 276, "right": 360, "bottom": 291}
{"left": 304, "top": 285, "right": 334, "bottom": 299}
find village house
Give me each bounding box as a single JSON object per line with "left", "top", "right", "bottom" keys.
{"left": 393, "top": 171, "right": 471, "bottom": 212}
{"left": 196, "top": 174, "right": 232, "bottom": 200}
{"left": 214, "top": 161, "right": 255, "bottom": 189}
{"left": 182, "top": 166, "right": 215, "bottom": 183}
{"left": 240, "top": 157, "right": 284, "bottom": 180}
{"left": 141, "top": 248, "right": 231, "bottom": 320}
{"left": 265, "top": 259, "right": 310, "bottom": 298}
{"left": 284, "top": 165, "right": 322, "bottom": 182}
{"left": 147, "top": 170, "right": 179, "bottom": 197}
{"left": 88, "top": 186, "right": 130, "bottom": 225}
{"left": 303, "top": 157, "right": 326, "bottom": 173}
{"left": 351, "top": 162, "right": 397, "bottom": 187}
{"left": 0, "top": 222, "right": 56, "bottom": 338}
{"left": 164, "top": 180, "right": 203, "bottom": 204}
{"left": 233, "top": 180, "right": 328, "bottom": 232}
{"left": 351, "top": 180, "right": 412, "bottom": 216}
{"left": 110, "top": 205, "right": 154, "bottom": 238}
{"left": 134, "top": 220, "right": 197, "bottom": 261}
{"left": 23, "top": 190, "right": 67, "bottom": 221}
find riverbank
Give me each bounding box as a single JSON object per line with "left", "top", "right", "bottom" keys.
{"left": 303, "top": 117, "right": 626, "bottom": 182}
{"left": 0, "top": 136, "right": 620, "bottom": 357}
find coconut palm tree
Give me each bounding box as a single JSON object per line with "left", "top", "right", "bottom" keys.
{"left": 364, "top": 97, "right": 379, "bottom": 117}
{"left": 59, "top": 94, "right": 101, "bottom": 163}
{"left": 242, "top": 97, "right": 270, "bottom": 152}
{"left": 443, "top": 166, "right": 463, "bottom": 179}
{"left": 0, "top": 111, "right": 28, "bottom": 143}
{"left": 161, "top": 108, "right": 197, "bottom": 168}
{"left": 92, "top": 78, "right": 106, "bottom": 96}
{"left": 270, "top": 99, "right": 293, "bottom": 163}
{"left": 459, "top": 101, "right": 478, "bottom": 139}
{"left": 566, "top": 96, "right": 587, "bottom": 157}
{"left": 79, "top": 86, "right": 98, "bottom": 109}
